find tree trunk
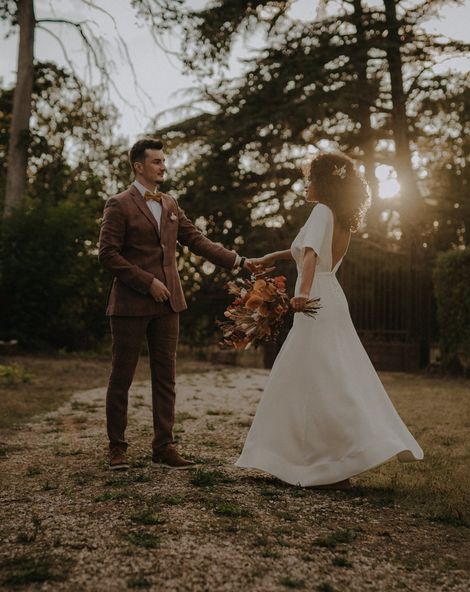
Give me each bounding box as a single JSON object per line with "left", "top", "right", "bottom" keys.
{"left": 351, "top": 0, "right": 379, "bottom": 230}
{"left": 383, "top": 0, "right": 420, "bottom": 234}
{"left": 3, "top": 0, "right": 35, "bottom": 220}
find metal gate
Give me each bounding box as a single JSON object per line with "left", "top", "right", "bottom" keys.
{"left": 337, "top": 238, "right": 434, "bottom": 371}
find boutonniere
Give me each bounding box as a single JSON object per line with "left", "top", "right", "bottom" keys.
{"left": 169, "top": 212, "right": 177, "bottom": 222}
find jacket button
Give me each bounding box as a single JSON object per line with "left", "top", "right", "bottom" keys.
{"left": 161, "top": 243, "right": 165, "bottom": 248}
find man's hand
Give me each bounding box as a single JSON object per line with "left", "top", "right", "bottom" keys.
{"left": 290, "top": 295, "right": 309, "bottom": 312}
{"left": 149, "top": 278, "right": 171, "bottom": 303}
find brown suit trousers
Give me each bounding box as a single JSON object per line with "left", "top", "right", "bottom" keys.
{"left": 99, "top": 185, "right": 237, "bottom": 452}
{"left": 107, "top": 308, "right": 178, "bottom": 452}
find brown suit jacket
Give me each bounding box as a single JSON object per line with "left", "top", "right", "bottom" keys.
{"left": 98, "top": 185, "right": 237, "bottom": 316}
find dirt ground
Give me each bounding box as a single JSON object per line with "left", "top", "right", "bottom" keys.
{"left": 0, "top": 365, "right": 469, "bottom": 591}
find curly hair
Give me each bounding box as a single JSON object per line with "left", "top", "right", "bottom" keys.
{"left": 307, "top": 152, "right": 370, "bottom": 232}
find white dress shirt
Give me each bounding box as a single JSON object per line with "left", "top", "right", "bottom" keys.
{"left": 133, "top": 179, "right": 162, "bottom": 230}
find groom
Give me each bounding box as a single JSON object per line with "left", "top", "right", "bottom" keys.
{"left": 99, "top": 137, "right": 255, "bottom": 470}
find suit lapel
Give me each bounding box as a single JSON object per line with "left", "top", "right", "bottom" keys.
{"left": 159, "top": 193, "right": 169, "bottom": 242}
{"left": 129, "top": 185, "right": 160, "bottom": 238}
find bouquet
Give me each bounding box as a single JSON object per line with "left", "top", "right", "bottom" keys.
{"left": 218, "top": 274, "right": 321, "bottom": 350}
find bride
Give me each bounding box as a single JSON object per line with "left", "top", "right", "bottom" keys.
{"left": 236, "top": 152, "right": 423, "bottom": 489}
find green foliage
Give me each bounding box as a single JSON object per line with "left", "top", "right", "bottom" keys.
{"left": 433, "top": 248, "right": 470, "bottom": 370}
{"left": 130, "top": 510, "right": 165, "bottom": 526}
{"left": 417, "top": 78, "right": 470, "bottom": 252}
{"left": 313, "top": 528, "right": 360, "bottom": 549}
{"left": 0, "top": 201, "right": 108, "bottom": 349}
{"left": 0, "top": 364, "right": 31, "bottom": 387}
{"left": 211, "top": 502, "right": 251, "bottom": 518}
{"left": 0, "top": 63, "right": 129, "bottom": 351}
{"left": 190, "top": 468, "right": 230, "bottom": 487}
{"left": 127, "top": 576, "right": 152, "bottom": 589}
{"left": 1, "top": 554, "right": 69, "bottom": 586}
{"left": 123, "top": 531, "right": 161, "bottom": 549}
{"left": 279, "top": 577, "right": 306, "bottom": 589}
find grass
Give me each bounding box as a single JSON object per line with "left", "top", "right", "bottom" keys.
{"left": 331, "top": 555, "right": 352, "bottom": 568}
{"left": 317, "top": 584, "right": 336, "bottom": 592}
{"left": 206, "top": 409, "right": 233, "bottom": 416}
{"left": 16, "top": 516, "right": 41, "bottom": 544}
{"left": 123, "top": 531, "right": 160, "bottom": 549}
{"left": 127, "top": 576, "right": 152, "bottom": 589}
{"left": 275, "top": 510, "right": 298, "bottom": 522}
{"left": 73, "top": 472, "right": 93, "bottom": 486}
{"left": 356, "top": 373, "right": 470, "bottom": 526}
{"left": 130, "top": 510, "right": 165, "bottom": 526}
{"left": 162, "top": 494, "right": 186, "bottom": 506}
{"left": 95, "top": 491, "right": 134, "bottom": 502}
{"left": 1, "top": 355, "right": 469, "bottom": 591}
{"left": 1, "top": 354, "right": 469, "bottom": 527}
{"left": 280, "top": 577, "right": 305, "bottom": 589}
{"left": 260, "top": 487, "right": 281, "bottom": 500}
{"left": 0, "top": 364, "right": 31, "bottom": 387}
{"left": 211, "top": 502, "right": 251, "bottom": 518}
{"left": 104, "top": 473, "right": 151, "bottom": 487}
{"left": 42, "top": 481, "right": 59, "bottom": 491}
{"left": 190, "top": 468, "right": 233, "bottom": 487}
{"left": 1, "top": 554, "right": 70, "bottom": 586}
{"left": 0, "top": 354, "right": 213, "bottom": 430}
{"left": 313, "top": 528, "right": 360, "bottom": 549}
{"left": 261, "top": 549, "right": 280, "bottom": 559}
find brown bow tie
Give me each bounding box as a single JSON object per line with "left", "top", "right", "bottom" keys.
{"left": 144, "top": 191, "right": 162, "bottom": 203}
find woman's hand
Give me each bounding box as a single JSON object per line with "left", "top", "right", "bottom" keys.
{"left": 290, "top": 294, "right": 309, "bottom": 312}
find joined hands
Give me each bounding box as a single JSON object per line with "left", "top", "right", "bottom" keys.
{"left": 244, "top": 254, "right": 276, "bottom": 275}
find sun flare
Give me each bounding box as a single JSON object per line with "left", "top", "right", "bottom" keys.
{"left": 376, "top": 164, "right": 401, "bottom": 199}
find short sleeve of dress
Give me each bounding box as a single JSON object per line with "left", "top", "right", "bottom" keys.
{"left": 298, "top": 203, "right": 331, "bottom": 257}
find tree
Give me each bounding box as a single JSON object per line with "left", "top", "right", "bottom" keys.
{"left": 414, "top": 72, "right": 470, "bottom": 252}
{"left": 144, "top": 0, "right": 468, "bottom": 246}
{"left": 3, "top": 0, "right": 34, "bottom": 218}
{"left": 1, "top": 0, "right": 147, "bottom": 220}
{"left": 0, "top": 64, "right": 130, "bottom": 348}
{"left": 132, "top": 0, "right": 470, "bottom": 344}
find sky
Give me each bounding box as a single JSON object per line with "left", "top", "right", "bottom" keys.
{"left": 1, "top": 0, "right": 469, "bottom": 143}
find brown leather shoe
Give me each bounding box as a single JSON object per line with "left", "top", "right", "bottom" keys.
{"left": 152, "top": 445, "right": 195, "bottom": 470}
{"left": 109, "top": 447, "right": 129, "bottom": 471}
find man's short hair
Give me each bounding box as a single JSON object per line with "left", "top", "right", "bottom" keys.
{"left": 129, "top": 137, "right": 163, "bottom": 173}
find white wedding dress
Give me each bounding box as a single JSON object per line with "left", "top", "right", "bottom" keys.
{"left": 236, "top": 203, "right": 423, "bottom": 486}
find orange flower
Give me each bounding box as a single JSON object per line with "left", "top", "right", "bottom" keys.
{"left": 274, "top": 276, "right": 286, "bottom": 289}
{"left": 245, "top": 294, "right": 264, "bottom": 310}
{"left": 253, "top": 279, "right": 267, "bottom": 291}
{"left": 257, "top": 283, "right": 277, "bottom": 299}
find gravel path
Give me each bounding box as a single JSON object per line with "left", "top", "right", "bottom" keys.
{"left": 1, "top": 366, "right": 468, "bottom": 591}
